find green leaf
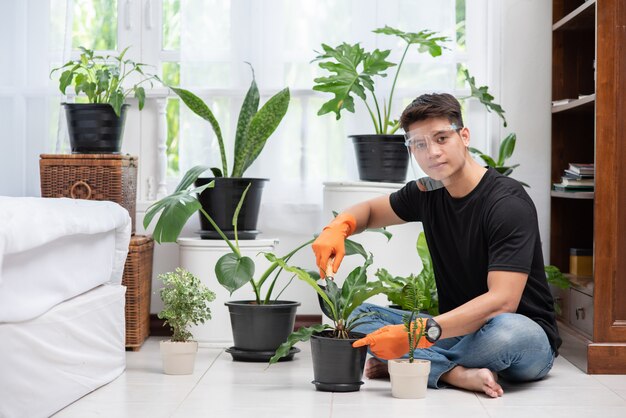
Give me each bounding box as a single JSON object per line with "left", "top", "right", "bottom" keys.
{"left": 340, "top": 254, "right": 373, "bottom": 315}
{"left": 110, "top": 91, "right": 124, "bottom": 117}
{"left": 497, "top": 133, "right": 517, "bottom": 166}
{"left": 143, "top": 165, "right": 213, "bottom": 243}
{"left": 134, "top": 86, "right": 146, "bottom": 110}
{"left": 344, "top": 238, "right": 367, "bottom": 259}
{"left": 233, "top": 65, "right": 260, "bottom": 177}
{"left": 215, "top": 253, "right": 255, "bottom": 295}
{"left": 416, "top": 232, "right": 433, "bottom": 275}
{"left": 462, "top": 68, "right": 507, "bottom": 127}
{"left": 373, "top": 26, "right": 450, "bottom": 57}
{"left": 312, "top": 42, "right": 394, "bottom": 120}
{"left": 365, "top": 227, "right": 392, "bottom": 242}
{"left": 210, "top": 167, "right": 223, "bottom": 177}
{"left": 171, "top": 87, "right": 227, "bottom": 176}
{"left": 232, "top": 87, "right": 290, "bottom": 177}
{"left": 545, "top": 265, "right": 571, "bottom": 289}
{"left": 232, "top": 183, "right": 251, "bottom": 231}
{"left": 59, "top": 70, "right": 73, "bottom": 94}
{"left": 268, "top": 324, "right": 329, "bottom": 365}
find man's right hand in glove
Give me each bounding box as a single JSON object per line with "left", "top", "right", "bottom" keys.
{"left": 312, "top": 213, "right": 357, "bottom": 278}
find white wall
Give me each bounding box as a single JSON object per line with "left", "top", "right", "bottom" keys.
{"left": 490, "top": 0, "right": 552, "bottom": 262}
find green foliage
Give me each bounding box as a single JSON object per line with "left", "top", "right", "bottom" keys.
{"left": 50, "top": 46, "right": 159, "bottom": 117}
{"left": 376, "top": 232, "right": 439, "bottom": 315}
{"left": 545, "top": 265, "right": 571, "bottom": 289}
{"left": 158, "top": 268, "right": 216, "bottom": 342}
{"left": 313, "top": 26, "right": 449, "bottom": 134}
{"left": 269, "top": 253, "right": 389, "bottom": 364}
{"left": 401, "top": 281, "right": 426, "bottom": 363}
{"left": 169, "top": 64, "right": 290, "bottom": 178}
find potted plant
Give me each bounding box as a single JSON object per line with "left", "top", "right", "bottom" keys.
{"left": 50, "top": 46, "right": 159, "bottom": 153}
{"left": 144, "top": 165, "right": 377, "bottom": 361}
{"left": 268, "top": 254, "right": 389, "bottom": 392}
{"left": 169, "top": 64, "right": 290, "bottom": 238}
{"left": 387, "top": 282, "right": 431, "bottom": 399}
{"left": 375, "top": 232, "right": 439, "bottom": 315}
{"left": 158, "top": 268, "right": 216, "bottom": 375}
{"left": 312, "top": 26, "right": 449, "bottom": 182}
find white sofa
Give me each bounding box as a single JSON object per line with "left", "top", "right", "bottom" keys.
{"left": 0, "top": 197, "right": 131, "bottom": 418}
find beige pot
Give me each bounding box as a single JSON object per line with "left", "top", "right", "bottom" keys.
{"left": 388, "top": 359, "right": 430, "bottom": 399}
{"left": 160, "top": 340, "right": 198, "bottom": 375}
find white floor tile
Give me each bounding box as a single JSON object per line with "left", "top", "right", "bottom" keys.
{"left": 51, "top": 336, "right": 626, "bottom": 418}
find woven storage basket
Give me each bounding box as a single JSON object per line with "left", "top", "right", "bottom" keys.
{"left": 122, "top": 235, "right": 154, "bottom": 350}
{"left": 39, "top": 154, "right": 138, "bottom": 233}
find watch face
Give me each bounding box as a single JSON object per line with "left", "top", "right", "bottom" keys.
{"left": 427, "top": 323, "right": 441, "bottom": 340}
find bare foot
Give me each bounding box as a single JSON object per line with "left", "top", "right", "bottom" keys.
{"left": 440, "top": 366, "right": 503, "bottom": 398}
{"left": 364, "top": 357, "right": 389, "bottom": 379}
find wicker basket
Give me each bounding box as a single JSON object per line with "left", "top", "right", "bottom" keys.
{"left": 122, "top": 235, "right": 154, "bottom": 350}
{"left": 39, "top": 154, "right": 138, "bottom": 233}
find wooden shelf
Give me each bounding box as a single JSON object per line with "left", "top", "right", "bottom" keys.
{"left": 551, "top": 190, "right": 594, "bottom": 199}
{"left": 552, "top": 94, "right": 595, "bottom": 113}
{"left": 553, "top": 0, "right": 596, "bottom": 31}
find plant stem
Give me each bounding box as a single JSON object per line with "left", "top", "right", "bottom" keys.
{"left": 371, "top": 93, "right": 384, "bottom": 135}
{"left": 386, "top": 43, "right": 410, "bottom": 131}
{"left": 364, "top": 101, "right": 380, "bottom": 134}
{"left": 199, "top": 207, "right": 241, "bottom": 257}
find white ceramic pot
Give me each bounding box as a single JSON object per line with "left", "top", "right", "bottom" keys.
{"left": 388, "top": 359, "right": 431, "bottom": 399}
{"left": 160, "top": 340, "right": 198, "bottom": 375}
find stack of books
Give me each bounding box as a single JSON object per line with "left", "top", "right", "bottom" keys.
{"left": 553, "top": 163, "right": 595, "bottom": 193}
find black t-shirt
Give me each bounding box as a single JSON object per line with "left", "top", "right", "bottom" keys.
{"left": 389, "top": 168, "right": 562, "bottom": 354}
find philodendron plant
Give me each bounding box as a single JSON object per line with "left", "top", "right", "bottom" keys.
{"left": 170, "top": 64, "right": 290, "bottom": 178}
{"left": 51, "top": 46, "right": 159, "bottom": 116}
{"left": 313, "top": 26, "right": 449, "bottom": 135}
{"left": 268, "top": 254, "right": 388, "bottom": 365}
{"left": 375, "top": 232, "right": 439, "bottom": 316}
{"left": 143, "top": 165, "right": 382, "bottom": 304}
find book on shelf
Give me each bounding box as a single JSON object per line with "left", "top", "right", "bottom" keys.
{"left": 560, "top": 177, "right": 594, "bottom": 186}
{"left": 568, "top": 163, "right": 595, "bottom": 175}
{"left": 552, "top": 183, "right": 594, "bottom": 192}
{"left": 563, "top": 169, "right": 594, "bottom": 179}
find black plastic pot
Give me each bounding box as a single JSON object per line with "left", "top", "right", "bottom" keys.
{"left": 225, "top": 300, "right": 300, "bottom": 356}
{"left": 350, "top": 134, "right": 409, "bottom": 183}
{"left": 195, "top": 177, "right": 268, "bottom": 239}
{"left": 63, "top": 103, "right": 128, "bottom": 154}
{"left": 310, "top": 331, "right": 368, "bottom": 392}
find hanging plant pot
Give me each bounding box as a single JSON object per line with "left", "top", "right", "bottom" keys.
{"left": 350, "top": 134, "right": 409, "bottom": 183}
{"left": 310, "top": 331, "right": 368, "bottom": 392}
{"left": 160, "top": 340, "right": 198, "bottom": 375}
{"left": 388, "top": 359, "right": 431, "bottom": 399}
{"left": 224, "top": 300, "right": 300, "bottom": 362}
{"left": 194, "top": 177, "right": 268, "bottom": 239}
{"left": 63, "top": 103, "right": 129, "bottom": 154}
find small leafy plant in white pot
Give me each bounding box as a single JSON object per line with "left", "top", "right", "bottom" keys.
{"left": 388, "top": 283, "right": 431, "bottom": 399}
{"left": 158, "top": 268, "right": 216, "bottom": 375}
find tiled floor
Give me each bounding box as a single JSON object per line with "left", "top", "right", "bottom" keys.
{"left": 54, "top": 337, "right": 626, "bottom": 418}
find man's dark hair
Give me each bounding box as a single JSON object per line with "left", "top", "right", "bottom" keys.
{"left": 400, "top": 93, "right": 464, "bottom": 133}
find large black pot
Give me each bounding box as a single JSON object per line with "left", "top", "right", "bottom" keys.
{"left": 195, "top": 177, "right": 268, "bottom": 239}
{"left": 350, "top": 134, "right": 409, "bottom": 183}
{"left": 310, "top": 331, "right": 368, "bottom": 392}
{"left": 63, "top": 103, "right": 128, "bottom": 154}
{"left": 225, "top": 300, "right": 300, "bottom": 361}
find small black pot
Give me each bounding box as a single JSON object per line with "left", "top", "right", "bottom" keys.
{"left": 63, "top": 103, "right": 129, "bottom": 154}
{"left": 195, "top": 177, "right": 268, "bottom": 239}
{"left": 350, "top": 134, "right": 409, "bottom": 183}
{"left": 310, "top": 331, "right": 368, "bottom": 392}
{"left": 225, "top": 300, "right": 300, "bottom": 353}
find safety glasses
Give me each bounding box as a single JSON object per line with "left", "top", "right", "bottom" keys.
{"left": 404, "top": 124, "right": 462, "bottom": 154}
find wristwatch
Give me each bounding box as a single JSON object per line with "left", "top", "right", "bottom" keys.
{"left": 425, "top": 318, "right": 442, "bottom": 343}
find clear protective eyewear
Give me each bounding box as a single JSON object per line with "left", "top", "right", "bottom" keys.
{"left": 404, "top": 123, "right": 462, "bottom": 155}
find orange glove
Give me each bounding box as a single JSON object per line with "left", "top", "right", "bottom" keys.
{"left": 312, "top": 213, "right": 357, "bottom": 278}
{"left": 352, "top": 321, "right": 434, "bottom": 360}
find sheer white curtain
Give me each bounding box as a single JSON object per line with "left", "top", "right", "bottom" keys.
{"left": 0, "top": 0, "right": 71, "bottom": 197}
{"left": 176, "top": 0, "right": 483, "bottom": 234}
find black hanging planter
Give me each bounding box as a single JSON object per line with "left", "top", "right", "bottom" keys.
{"left": 224, "top": 300, "right": 301, "bottom": 362}
{"left": 194, "top": 177, "right": 268, "bottom": 239}
{"left": 350, "top": 134, "right": 409, "bottom": 183}
{"left": 63, "top": 103, "right": 129, "bottom": 154}
{"left": 310, "top": 331, "right": 368, "bottom": 392}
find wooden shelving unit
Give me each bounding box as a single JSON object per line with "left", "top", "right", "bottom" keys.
{"left": 550, "top": 0, "right": 626, "bottom": 374}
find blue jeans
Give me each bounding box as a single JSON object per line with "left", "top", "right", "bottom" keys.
{"left": 350, "top": 303, "right": 555, "bottom": 388}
